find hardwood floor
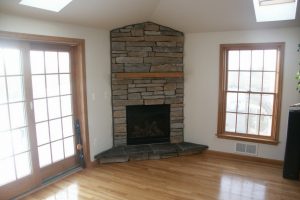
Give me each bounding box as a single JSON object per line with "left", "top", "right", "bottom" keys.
{"left": 21, "top": 153, "right": 300, "bottom": 200}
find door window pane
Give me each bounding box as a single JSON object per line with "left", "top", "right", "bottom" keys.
{"left": 0, "top": 105, "right": 10, "bottom": 131}
{"left": 30, "top": 51, "right": 45, "bottom": 74}
{"left": 34, "top": 99, "right": 48, "bottom": 122}
{"left": 4, "top": 48, "right": 21, "bottom": 75}
{"left": 51, "top": 140, "right": 64, "bottom": 162}
{"left": 49, "top": 119, "right": 62, "bottom": 141}
{"left": 0, "top": 131, "right": 13, "bottom": 159}
{"left": 0, "top": 49, "right": 4, "bottom": 75}
{"left": 226, "top": 92, "right": 237, "bottom": 112}
{"left": 9, "top": 102, "right": 26, "bottom": 129}
{"left": 46, "top": 75, "right": 59, "bottom": 97}
{"left": 7, "top": 76, "right": 24, "bottom": 102}
{"left": 60, "top": 74, "right": 71, "bottom": 95}
{"left": 32, "top": 75, "right": 46, "bottom": 99}
{"left": 0, "top": 77, "right": 7, "bottom": 104}
{"left": 59, "top": 52, "right": 70, "bottom": 73}
{"left": 15, "top": 152, "right": 32, "bottom": 179}
{"left": 12, "top": 128, "right": 29, "bottom": 154}
{"left": 36, "top": 122, "right": 50, "bottom": 146}
{"left": 38, "top": 144, "right": 51, "bottom": 167}
{"left": 64, "top": 137, "right": 75, "bottom": 158}
{"left": 62, "top": 116, "right": 74, "bottom": 137}
{"left": 0, "top": 157, "right": 16, "bottom": 186}
{"left": 45, "top": 52, "right": 58, "bottom": 74}
{"left": 61, "top": 95, "right": 72, "bottom": 116}
{"left": 48, "top": 97, "right": 61, "bottom": 120}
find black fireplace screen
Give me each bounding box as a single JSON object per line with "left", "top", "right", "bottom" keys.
{"left": 126, "top": 104, "right": 170, "bottom": 145}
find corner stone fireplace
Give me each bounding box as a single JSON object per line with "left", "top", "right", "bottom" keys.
{"left": 111, "top": 22, "right": 184, "bottom": 146}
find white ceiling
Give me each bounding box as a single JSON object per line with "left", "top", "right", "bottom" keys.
{"left": 0, "top": 0, "right": 299, "bottom": 33}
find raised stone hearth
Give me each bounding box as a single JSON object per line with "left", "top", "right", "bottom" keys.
{"left": 95, "top": 142, "right": 208, "bottom": 164}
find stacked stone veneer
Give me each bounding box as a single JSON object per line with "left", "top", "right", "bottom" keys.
{"left": 111, "top": 22, "right": 184, "bottom": 146}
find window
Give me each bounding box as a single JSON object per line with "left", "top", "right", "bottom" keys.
{"left": 217, "top": 43, "right": 284, "bottom": 144}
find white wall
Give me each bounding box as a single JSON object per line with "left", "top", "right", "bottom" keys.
{"left": 0, "top": 13, "right": 112, "bottom": 161}
{"left": 184, "top": 27, "right": 300, "bottom": 160}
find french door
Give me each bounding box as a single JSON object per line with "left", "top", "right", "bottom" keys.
{"left": 0, "top": 40, "right": 77, "bottom": 199}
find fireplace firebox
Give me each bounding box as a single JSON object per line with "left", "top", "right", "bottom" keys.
{"left": 126, "top": 104, "right": 170, "bottom": 145}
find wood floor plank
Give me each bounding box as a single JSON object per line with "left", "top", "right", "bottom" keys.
{"left": 21, "top": 154, "right": 300, "bottom": 200}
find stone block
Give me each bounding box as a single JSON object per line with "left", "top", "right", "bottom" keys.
{"left": 145, "top": 36, "right": 183, "bottom": 42}
{"left": 152, "top": 80, "right": 166, "bottom": 84}
{"left": 115, "top": 124, "right": 126, "bottom": 132}
{"left": 144, "top": 57, "right": 182, "bottom": 65}
{"left": 113, "top": 106, "right": 125, "bottom": 111}
{"left": 128, "top": 93, "right": 141, "bottom": 100}
{"left": 171, "top": 103, "right": 184, "bottom": 108}
{"left": 141, "top": 92, "right": 153, "bottom": 96}
{"left": 128, "top": 88, "right": 146, "bottom": 93}
{"left": 113, "top": 110, "right": 126, "bottom": 118}
{"left": 176, "top": 89, "right": 184, "bottom": 94}
{"left": 170, "top": 135, "right": 184, "bottom": 143}
{"left": 128, "top": 51, "right": 148, "bottom": 57}
{"left": 136, "top": 83, "right": 163, "bottom": 87}
{"left": 131, "top": 29, "right": 144, "bottom": 36}
{"left": 164, "top": 90, "right": 175, "bottom": 96}
{"left": 153, "top": 47, "right": 183, "bottom": 53}
{"left": 120, "top": 28, "right": 131, "bottom": 33}
{"left": 112, "top": 37, "right": 145, "bottom": 42}
{"left": 112, "top": 64, "right": 124, "bottom": 72}
{"left": 114, "top": 118, "right": 126, "bottom": 124}
{"left": 177, "top": 83, "right": 184, "bottom": 88}
{"left": 134, "top": 23, "right": 145, "bottom": 29}
{"left": 112, "top": 84, "right": 128, "bottom": 90}
{"left": 111, "top": 32, "right": 131, "bottom": 37}
{"left": 153, "top": 91, "right": 164, "bottom": 95}
{"left": 112, "top": 50, "right": 127, "bottom": 54}
{"left": 171, "top": 110, "right": 183, "bottom": 117}
{"left": 112, "top": 90, "right": 127, "bottom": 96}
{"left": 144, "top": 99, "right": 164, "bottom": 105}
{"left": 150, "top": 65, "right": 178, "bottom": 72}
{"left": 112, "top": 95, "right": 127, "bottom": 100}
{"left": 160, "top": 31, "right": 184, "bottom": 36}
{"left": 112, "top": 80, "right": 133, "bottom": 85}
{"left": 111, "top": 42, "right": 125, "bottom": 51}
{"left": 156, "top": 42, "right": 176, "bottom": 47}
{"left": 124, "top": 64, "right": 150, "bottom": 72}
{"left": 145, "top": 31, "right": 161, "bottom": 35}
{"left": 155, "top": 53, "right": 183, "bottom": 57}
{"left": 116, "top": 57, "right": 143, "bottom": 64}
{"left": 171, "top": 107, "right": 183, "bottom": 112}
{"left": 147, "top": 86, "right": 163, "bottom": 92}
{"left": 134, "top": 79, "right": 151, "bottom": 84}
{"left": 165, "top": 97, "right": 183, "bottom": 104}
{"left": 164, "top": 83, "right": 177, "bottom": 91}
{"left": 145, "top": 23, "right": 159, "bottom": 31}
{"left": 159, "top": 26, "right": 177, "bottom": 31}
{"left": 126, "top": 42, "right": 155, "bottom": 47}
{"left": 126, "top": 46, "right": 152, "bottom": 52}
{"left": 113, "top": 100, "right": 143, "bottom": 106}
{"left": 171, "top": 123, "right": 184, "bottom": 129}
{"left": 112, "top": 54, "right": 127, "bottom": 58}
{"left": 143, "top": 95, "right": 165, "bottom": 100}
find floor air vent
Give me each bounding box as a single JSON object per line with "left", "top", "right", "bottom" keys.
{"left": 235, "top": 142, "right": 257, "bottom": 155}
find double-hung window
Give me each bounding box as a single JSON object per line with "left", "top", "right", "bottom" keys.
{"left": 217, "top": 43, "right": 284, "bottom": 144}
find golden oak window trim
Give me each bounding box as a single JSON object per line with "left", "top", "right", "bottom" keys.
{"left": 217, "top": 43, "right": 284, "bottom": 144}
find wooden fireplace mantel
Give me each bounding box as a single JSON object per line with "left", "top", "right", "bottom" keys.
{"left": 115, "top": 72, "right": 184, "bottom": 79}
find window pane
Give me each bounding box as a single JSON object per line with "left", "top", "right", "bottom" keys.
{"left": 12, "top": 128, "right": 29, "bottom": 154}
{"left": 250, "top": 72, "right": 262, "bottom": 92}
{"left": 64, "top": 137, "right": 75, "bottom": 158}
{"left": 36, "top": 121, "right": 50, "bottom": 146}
{"left": 51, "top": 140, "right": 64, "bottom": 162}
{"left": 32, "top": 75, "right": 46, "bottom": 99}
{"left": 34, "top": 99, "right": 48, "bottom": 122}
{"left": 228, "top": 71, "right": 239, "bottom": 91}
{"left": 61, "top": 95, "right": 72, "bottom": 116}
{"left": 62, "top": 116, "right": 74, "bottom": 137}
{"left": 226, "top": 92, "right": 237, "bottom": 112}
{"left": 236, "top": 114, "right": 248, "bottom": 133}
{"left": 7, "top": 76, "right": 24, "bottom": 102}
{"left": 239, "top": 72, "right": 250, "bottom": 91}
{"left": 48, "top": 97, "right": 61, "bottom": 120}
{"left": 60, "top": 74, "right": 71, "bottom": 95}
{"left": 30, "top": 51, "right": 45, "bottom": 74}
{"left": 252, "top": 50, "right": 263, "bottom": 70}
{"left": 225, "top": 113, "right": 236, "bottom": 132}
{"left": 249, "top": 94, "right": 261, "bottom": 114}
{"left": 9, "top": 102, "right": 26, "bottom": 129}
{"left": 0, "top": 131, "right": 13, "bottom": 159}
{"left": 45, "top": 52, "right": 58, "bottom": 74}
{"left": 237, "top": 93, "right": 249, "bottom": 113}
{"left": 0, "top": 157, "right": 16, "bottom": 186}
{"left": 228, "top": 51, "right": 239, "bottom": 70}
{"left": 264, "top": 50, "right": 277, "bottom": 71}
{"left": 248, "top": 114, "right": 259, "bottom": 135}
{"left": 15, "top": 152, "right": 31, "bottom": 179}
{"left": 0, "top": 105, "right": 10, "bottom": 131}
{"left": 46, "top": 75, "right": 59, "bottom": 97}
{"left": 59, "top": 52, "right": 70, "bottom": 73}
{"left": 261, "top": 94, "right": 274, "bottom": 115}
{"left": 0, "top": 49, "right": 4, "bottom": 75}
{"left": 49, "top": 119, "right": 62, "bottom": 141}
{"left": 263, "top": 72, "right": 276, "bottom": 93}
{"left": 38, "top": 144, "right": 51, "bottom": 167}
{"left": 4, "top": 48, "right": 21, "bottom": 75}
{"left": 260, "top": 116, "right": 272, "bottom": 136}
{"left": 240, "top": 50, "right": 251, "bottom": 70}
{"left": 0, "top": 77, "right": 7, "bottom": 104}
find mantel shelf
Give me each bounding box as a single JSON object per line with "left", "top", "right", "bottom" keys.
{"left": 115, "top": 72, "right": 184, "bottom": 79}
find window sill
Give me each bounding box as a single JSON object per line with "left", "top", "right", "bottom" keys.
{"left": 216, "top": 133, "right": 279, "bottom": 145}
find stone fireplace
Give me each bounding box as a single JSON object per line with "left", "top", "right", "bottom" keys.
{"left": 111, "top": 22, "right": 184, "bottom": 146}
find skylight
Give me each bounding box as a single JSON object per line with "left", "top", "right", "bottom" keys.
{"left": 253, "top": 0, "right": 298, "bottom": 22}
{"left": 19, "top": 0, "right": 72, "bottom": 12}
